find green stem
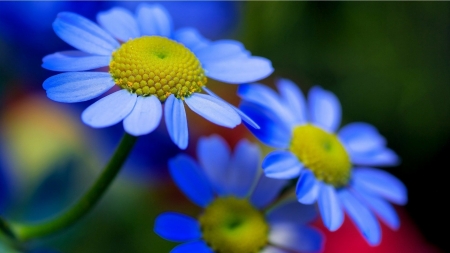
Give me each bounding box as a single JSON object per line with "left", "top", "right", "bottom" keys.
{"left": 8, "top": 133, "right": 137, "bottom": 241}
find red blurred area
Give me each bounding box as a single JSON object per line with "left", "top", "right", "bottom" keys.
{"left": 314, "top": 207, "right": 442, "bottom": 253}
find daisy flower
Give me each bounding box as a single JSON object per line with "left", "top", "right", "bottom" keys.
{"left": 42, "top": 4, "right": 273, "bottom": 149}
{"left": 238, "top": 79, "right": 407, "bottom": 246}
{"left": 154, "top": 135, "right": 323, "bottom": 253}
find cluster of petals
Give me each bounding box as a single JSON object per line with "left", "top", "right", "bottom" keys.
{"left": 154, "top": 135, "right": 323, "bottom": 253}
{"left": 239, "top": 79, "right": 408, "bottom": 245}
{"left": 42, "top": 4, "right": 273, "bottom": 149}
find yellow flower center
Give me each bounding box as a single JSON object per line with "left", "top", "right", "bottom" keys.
{"left": 290, "top": 124, "right": 351, "bottom": 187}
{"left": 199, "top": 197, "right": 269, "bottom": 253}
{"left": 109, "top": 36, "right": 207, "bottom": 102}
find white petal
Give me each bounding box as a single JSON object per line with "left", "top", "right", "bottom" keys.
{"left": 276, "top": 78, "right": 308, "bottom": 125}
{"left": 308, "top": 86, "right": 342, "bottom": 133}
{"left": 136, "top": 3, "right": 172, "bottom": 37}
{"left": 174, "top": 28, "right": 210, "bottom": 52}
{"left": 262, "top": 151, "right": 303, "bottom": 179}
{"left": 203, "top": 86, "right": 259, "bottom": 129}
{"left": 196, "top": 134, "right": 231, "bottom": 195}
{"left": 82, "top": 89, "right": 136, "bottom": 128}
{"left": 97, "top": 7, "right": 140, "bottom": 41}
{"left": 225, "top": 139, "right": 260, "bottom": 197}
{"left": 42, "top": 51, "right": 110, "bottom": 71}
{"left": 204, "top": 57, "right": 273, "bottom": 84}
{"left": 339, "top": 189, "right": 382, "bottom": 246}
{"left": 260, "top": 246, "right": 289, "bottom": 253}
{"left": 352, "top": 186, "right": 400, "bottom": 230}
{"left": 338, "top": 122, "right": 386, "bottom": 154}
{"left": 239, "top": 102, "right": 292, "bottom": 148}
{"left": 43, "top": 72, "right": 114, "bottom": 103}
{"left": 352, "top": 167, "right": 407, "bottom": 205}
{"left": 123, "top": 96, "right": 162, "bottom": 136}
{"left": 296, "top": 170, "right": 320, "bottom": 204}
{"left": 269, "top": 223, "right": 324, "bottom": 252}
{"left": 164, "top": 95, "right": 188, "bottom": 149}
{"left": 317, "top": 184, "right": 344, "bottom": 231}
{"left": 185, "top": 93, "right": 241, "bottom": 128}
{"left": 195, "top": 40, "right": 249, "bottom": 64}
{"left": 238, "top": 83, "right": 296, "bottom": 127}
{"left": 53, "top": 12, "right": 119, "bottom": 55}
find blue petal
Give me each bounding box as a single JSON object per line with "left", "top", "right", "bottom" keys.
{"left": 239, "top": 101, "right": 291, "bottom": 148}
{"left": 136, "top": 3, "right": 172, "bottom": 37}
{"left": 225, "top": 139, "right": 260, "bottom": 197}
{"left": 174, "top": 28, "right": 210, "bottom": 52}
{"left": 262, "top": 151, "right": 303, "bottom": 179}
{"left": 171, "top": 241, "right": 213, "bottom": 253}
{"left": 232, "top": 106, "right": 260, "bottom": 129}
{"left": 53, "top": 12, "right": 119, "bottom": 55}
{"left": 165, "top": 95, "right": 188, "bottom": 149}
{"left": 42, "top": 51, "right": 110, "bottom": 71}
{"left": 196, "top": 134, "right": 231, "bottom": 196}
{"left": 308, "top": 86, "right": 342, "bottom": 133}
{"left": 81, "top": 89, "right": 136, "bottom": 128}
{"left": 43, "top": 72, "right": 114, "bottom": 103}
{"left": 195, "top": 40, "right": 249, "bottom": 64}
{"left": 238, "top": 84, "right": 297, "bottom": 127}
{"left": 203, "top": 86, "right": 259, "bottom": 129}
{"left": 317, "top": 184, "right": 344, "bottom": 231}
{"left": 338, "top": 122, "right": 386, "bottom": 155}
{"left": 260, "top": 246, "right": 289, "bottom": 253}
{"left": 204, "top": 57, "right": 273, "bottom": 84}
{"left": 267, "top": 200, "right": 317, "bottom": 225}
{"left": 353, "top": 186, "right": 400, "bottom": 230}
{"left": 352, "top": 167, "right": 407, "bottom": 205}
{"left": 276, "top": 78, "right": 308, "bottom": 125}
{"left": 269, "top": 223, "right": 324, "bottom": 253}
{"left": 250, "top": 174, "right": 288, "bottom": 209}
{"left": 97, "top": 7, "right": 139, "bottom": 41}
{"left": 296, "top": 170, "right": 320, "bottom": 204}
{"left": 168, "top": 154, "right": 214, "bottom": 207}
{"left": 197, "top": 136, "right": 260, "bottom": 198}
{"left": 123, "top": 96, "right": 162, "bottom": 136}
{"left": 185, "top": 93, "right": 241, "bottom": 128}
{"left": 351, "top": 148, "right": 400, "bottom": 167}
{"left": 154, "top": 212, "right": 201, "bottom": 242}
{"left": 339, "top": 189, "right": 381, "bottom": 246}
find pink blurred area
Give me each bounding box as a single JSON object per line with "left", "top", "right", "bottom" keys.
{"left": 315, "top": 207, "right": 442, "bottom": 253}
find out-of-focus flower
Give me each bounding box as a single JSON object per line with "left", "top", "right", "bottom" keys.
{"left": 239, "top": 78, "right": 407, "bottom": 245}
{"left": 154, "top": 135, "right": 323, "bottom": 253}
{"left": 42, "top": 4, "right": 273, "bottom": 149}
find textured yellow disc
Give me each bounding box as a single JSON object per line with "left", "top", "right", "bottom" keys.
{"left": 109, "top": 36, "right": 207, "bottom": 102}
{"left": 290, "top": 124, "right": 351, "bottom": 187}
{"left": 199, "top": 197, "right": 269, "bottom": 253}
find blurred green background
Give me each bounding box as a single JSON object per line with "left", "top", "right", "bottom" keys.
{"left": 0, "top": 2, "right": 448, "bottom": 253}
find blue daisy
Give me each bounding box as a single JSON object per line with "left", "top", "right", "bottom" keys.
{"left": 42, "top": 4, "right": 273, "bottom": 149}
{"left": 154, "top": 135, "right": 323, "bottom": 253}
{"left": 238, "top": 79, "right": 407, "bottom": 246}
